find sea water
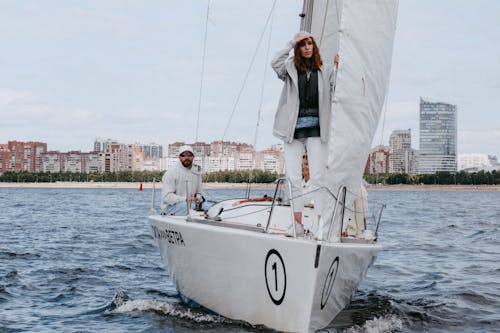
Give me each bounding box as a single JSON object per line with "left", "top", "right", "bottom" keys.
{"left": 0, "top": 187, "right": 499, "bottom": 333}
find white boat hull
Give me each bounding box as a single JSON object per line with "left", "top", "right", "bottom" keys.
{"left": 150, "top": 211, "right": 381, "bottom": 333}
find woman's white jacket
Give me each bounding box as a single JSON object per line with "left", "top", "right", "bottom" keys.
{"left": 271, "top": 41, "right": 336, "bottom": 144}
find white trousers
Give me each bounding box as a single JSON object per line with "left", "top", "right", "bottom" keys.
{"left": 284, "top": 137, "right": 326, "bottom": 214}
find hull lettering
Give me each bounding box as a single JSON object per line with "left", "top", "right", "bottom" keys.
{"left": 152, "top": 225, "right": 185, "bottom": 246}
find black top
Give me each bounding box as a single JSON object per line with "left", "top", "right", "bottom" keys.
{"left": 298, "top": 70, "right": 319, "bottom": 111}
{"left": 295, "top": 69, "right": 320, "bottom": 139}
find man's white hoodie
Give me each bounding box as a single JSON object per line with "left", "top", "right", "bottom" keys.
{"left": 161, "top": 160, "right": 203, "bottom": 211}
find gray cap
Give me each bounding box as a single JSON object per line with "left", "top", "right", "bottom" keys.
{"left": 178, "top": 145, "right": 194, "bottom": 155}
{"left": 294, "top": 31, "right": 314, "bottom": 43}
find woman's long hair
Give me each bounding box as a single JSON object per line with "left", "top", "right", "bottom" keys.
{"left": 293, "top": 37, "right": 323, "bottom": 73}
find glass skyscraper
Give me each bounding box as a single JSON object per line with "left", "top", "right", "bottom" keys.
{"left": 419, "top": 98, "right": 457, "bottom": 174}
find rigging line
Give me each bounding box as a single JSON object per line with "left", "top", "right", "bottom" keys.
{"left": 246, "top": 2, "right": 276, "bottom": 198}
{"left": 379, "top": 91, "right": 388, "bottom": 147}
{"left": 378, "top": 15, "right": 398, "bottom": 148}
{"left": 318, "top": 0, "right": 330, "bottom": 49}
{"left": 218, "top": 206, "right": 270, "bottom": 219}
{"left": 253, "top": 4, "right": 275, "bottom": 154}
{"left": 195, "top": 0, "right": 211, "bottom": 142}
{"left": 335, "top": 0, "right": 340, "bottom": 24}
{"left": 221, "top": 0, "right": 277, "bottom": 141}
{"left": 378, "top": 51, "right": 397, "bottom": 148}
{"left": 334, "top": 0, "right": 341, "bottom": 63}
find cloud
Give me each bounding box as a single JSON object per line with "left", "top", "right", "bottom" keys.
{"left": 459, "top": 129, "right": 500, "bottom": 140}
{"left": 0, "top": 88, "right": 32, "bottom": 109}
{"left": 458, "top": 129, "right": 500, "bottom": 156}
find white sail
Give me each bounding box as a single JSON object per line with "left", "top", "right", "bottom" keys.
{"left": 307, "top": 0, "right": 398, "bottom": 238}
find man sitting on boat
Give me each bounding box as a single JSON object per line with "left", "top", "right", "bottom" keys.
{"left": 161, "top": 145, "right": 204, "bottom": 215}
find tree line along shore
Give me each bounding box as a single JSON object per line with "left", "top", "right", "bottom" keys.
{"left": 0, "top": 170, "right": 499, "bottom": 187}
{"left": 0, "top": 170, "right": 279, "bottom": 184}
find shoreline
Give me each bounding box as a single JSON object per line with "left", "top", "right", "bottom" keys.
{"left": 0, "top": 182, "right": 275, "bottom": 190}
{"left": 0, "top": 182, "right": 499, "bottom": 191}
{"left": 365, "top": 184, "right": 500, "bottom": 192}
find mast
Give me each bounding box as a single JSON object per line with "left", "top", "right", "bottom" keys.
{"left": 300, "top": 0, "right": 314, "bottom": 32}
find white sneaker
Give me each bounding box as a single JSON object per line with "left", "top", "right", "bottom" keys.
{"left": 286, "top": 223, "right": 305, "bottom": 237}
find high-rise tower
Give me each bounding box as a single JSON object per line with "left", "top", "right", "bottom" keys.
{"left": 419, "top": 98, "right": 457, "bottom": 173}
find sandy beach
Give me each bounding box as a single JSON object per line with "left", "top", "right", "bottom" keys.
{"left": 0, "top": 181, "right": 275, "bottom": 190}
{"left": 0, "top": 182, "right": 499, "bottom": 191}
{"left": 365, "top": 184, "right": 500, "bottom": 192}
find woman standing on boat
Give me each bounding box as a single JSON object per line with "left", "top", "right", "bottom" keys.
{"left": 271, "top": 31, "right": 338, "bottom": 235}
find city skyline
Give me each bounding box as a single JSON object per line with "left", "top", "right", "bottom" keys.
{"left": 1, "top": 1, "right": 499, "bottom": 157}
{"left": 0, "top": 138, "right": 286, "bottom": 175}
{"left": 2, "top": 137, "right": 498, "bottom": 174}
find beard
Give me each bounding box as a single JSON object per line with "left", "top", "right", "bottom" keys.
{"left": 181, "top": 159, "right": 193, "bottom": 168}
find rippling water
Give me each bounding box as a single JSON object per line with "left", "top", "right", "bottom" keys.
{"left": 1, "top": 187, "right": 499, "bottom": 332}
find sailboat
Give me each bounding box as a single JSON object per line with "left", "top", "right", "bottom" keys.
{"left": 149, "top": 0, "right": 398, "bottom": 332}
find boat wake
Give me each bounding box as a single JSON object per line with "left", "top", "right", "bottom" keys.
{"left": 320, "top": 315, "right": 403, "bottom": 333}
{"left": 95, "top": 291, "right": 409, "bottom": 332}
{"left": 106, "top": 291, "right": 226, "bottom": 324}
{"left": 114, "top": 299, "right": 227, "bottom": 323}
{"left": 102, "top": 291, "right": 283, "bottom": 332}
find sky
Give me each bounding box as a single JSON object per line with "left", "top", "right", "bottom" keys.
{"left": 1, "top": 0, "right": 499, "bottom": 157}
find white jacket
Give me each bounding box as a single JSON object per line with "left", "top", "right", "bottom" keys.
{"left": 161, "top": 161, "right": 203, "bottom": 210}
{"left": 271, "top": 41, "right": 336, "bottom": 143}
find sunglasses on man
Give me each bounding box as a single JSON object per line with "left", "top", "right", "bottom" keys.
{"left": 179, "top": 152, "right": 194, "bottom": 157}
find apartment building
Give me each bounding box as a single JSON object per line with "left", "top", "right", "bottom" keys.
{"left": 365, "top": 145, "right": 390, "bottom": 174}
{"left": 389, "top": 129, "right": 417, "bottom": 174}
{"left": 167, "top": 141, "right": 284, "bottom": 174}
{"left": 0, "top": 141, "right": 47, "bottom": 173}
